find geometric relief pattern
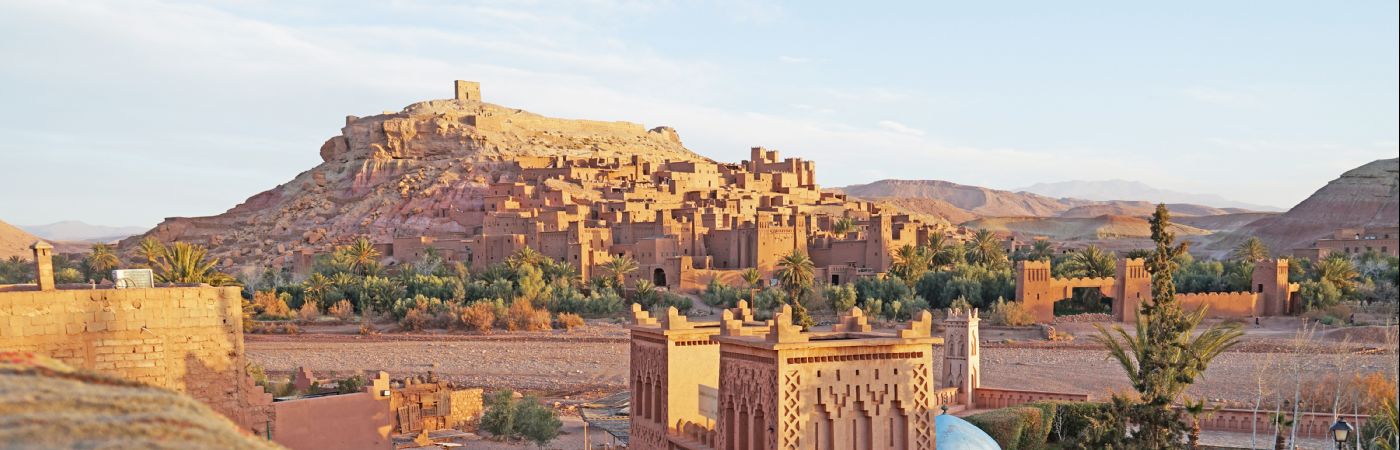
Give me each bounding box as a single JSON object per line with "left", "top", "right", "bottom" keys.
{"left": 910, "top": 364, "right": 933, "bottom": 449}
{"left": 718, "top": 356, "right": 777, "bottom": 450}
{"left": 781, "top": 371, "right": 801, "bottom": 450}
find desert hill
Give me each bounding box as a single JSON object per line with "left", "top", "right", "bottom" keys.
{"left": 1205, "top": 158, "right": 1399, "bottom": 257}
{"left": 962, "top": 215, "right": 1215, "bottom": 252}
{"left": 835, "top": 179, "right": 1257, "bottom": 220}
{"left": 21, "top": 221, "right": 146, "bottom": 243}
{"left": 1, "top": 220, "right": 89, "bottom": 259}
{"left": 122, "top": 82, "right": 710, "bottom": 268}
{"left": 1016, "top": 179, "right": 1282, "bottom": 211}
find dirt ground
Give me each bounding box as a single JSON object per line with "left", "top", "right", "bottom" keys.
{"left": 246, "top": 316, "right": 1396, "bottom": 407}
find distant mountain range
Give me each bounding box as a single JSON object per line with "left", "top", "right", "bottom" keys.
{"left": 834, "top": 179, "right": 1251, "bottom": 220}
{"left": 20, "top": 221, "right": 148, "bottom": 243}
{"left": 1014, "top": 180, "right": 1283, "bottom": 212}
{"left": 1, "top": 219, "right": 91, "bottom": 259}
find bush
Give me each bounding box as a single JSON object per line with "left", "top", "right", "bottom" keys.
{"left": 480, "top": 390, "right": 562, "bottom": 446}
{"left": 506, "top": 298, "right": 551, "bottom": 331}
{"left": 701, "top": 278, "right": 746, "bottom": 308}
{"left": 557, "top": 312, "right": 585, "bottom": 331}
{"left": 460, "top": 301, "right": 497, "bottom": 332}
{"left": 1300, "top": 279, "right": 1343, "bottom": 311}
{"left": 329, "top": 299, "right": 355, "bottom": 321}
{"left": 965, "top": 406, "right": 1044, "bottom": 450}
{"left": 987, "top": 297, "right": 1036, "bottom": 326}
{"left": 253, "top": 290, "right": 294, "bottom": 320}
{"left": 337, "top": 373, "right": 366, "bottom": 395}
{"left": 824, "top": 284, "right": 857, "bottom": 312}
{"left": 297, "top": 299, "right": 320, "bottom": 321}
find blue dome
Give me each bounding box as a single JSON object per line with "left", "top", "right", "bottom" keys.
{"left": 935, "top": 414, "right": 1001, "bottom": 450}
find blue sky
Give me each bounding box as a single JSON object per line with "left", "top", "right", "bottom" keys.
{"left": 1, "top": 0, "right": 1396, "bottom": 227}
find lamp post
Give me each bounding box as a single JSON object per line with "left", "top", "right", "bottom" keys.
{"left": 1330, "top": 417, "right": 1354, "bottom": 450}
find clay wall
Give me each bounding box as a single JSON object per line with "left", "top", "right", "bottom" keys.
{"left": 1194, "top": 408, "right": 1368, "bottom": 439}
{"left": 0, "top": 285, "right": 273, "bottom": 433}
{"left": 1177, "top": 292, "right": 1259, "bottom": 318}
{"left": 972, "top": 387, "right": 1090, "bottom": 409}
{"left": 272, "top": 392, "right": 393, "bottom": 450}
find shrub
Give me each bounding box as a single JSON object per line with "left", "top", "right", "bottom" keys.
{"left": 701, "top": 278, "right": 746, "bottom": 308}
{"left": 297, "top": 299, "right": 320, "bottom": 321}
{"left": 506, "top": 298, "right": 551, "bottom": 331}
{"left": 253, "top": 290, "right": 294, "bottom": 320}
{"left": 824, "top": 284, "right": 857, "bottom": 312}
{"left": 557, "top": 312, "right": 585, "bottom": 331}
{"left": 337, "top": 373, "right": 366, "bottom": 395}
{"left": 965, "top": 406, "right": 1043, "bottom": 450}
{"left": 460, "top": 301, "right": 497, "bottom": 333}
{"left": 987, "top": 297, "right": 1036, "bottom": 326}
{"left": 329, "top": 299, "right": 355, "bottom": 321}
{"left": 480, "top": 390, "right": 562, "bottom": 446}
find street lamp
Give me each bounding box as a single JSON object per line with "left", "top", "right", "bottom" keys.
{"left": 1330, "top": 417, "right": 1354, "bottom": 450}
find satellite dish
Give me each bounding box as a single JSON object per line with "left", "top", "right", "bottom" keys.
{"left": 111, "top": 269, "right": 154, "bottom": 289}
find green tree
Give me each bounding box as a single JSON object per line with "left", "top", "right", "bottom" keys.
{"left": 1060, "top": 245, "right": 1116, "bottom": 279}
{"left": 965, "top": 229, "right": 1008, "bottom": 269}
{"left": 154, "top": 242, "right": 237, "bottom": 286}
{"left": 831, "top": 217, "right": 857, "bottom": 237}
{"left": 1091, "top": 204, "right": 1243, "bottom": 448}
{"left": 740, "top": 267, "right": 763, "bottom": 290}
{"left": 1314, "top": 255, "right": 1359, "bottom": 294}
{"left": 302, "top": 273, "right": 332, "bottom": 308}
{"left": 339, "top": 237, "right": 381, "bottom": 276}
{"left": 926, "top": 232, "right": 963, "bottom": 267}
{"left": 1027, "top": 239, "right": 1055, "bottom": 261}
{"left": 890, "top": 244, "right": 932, "bottom": 286}
{"left": 776, "top": 249, "right": 816, "bottom": 329}
{"left": 84, "top": 244, "right": 121, "bottom": 281}
{"left": 602, "top": 255, "right": 638, "bottom": 292}
{"left": 1230, "top": 237, "right": 1270, "bottom": 263}
{"left": 137, "top": 237, "right": 167, "bottom": 268}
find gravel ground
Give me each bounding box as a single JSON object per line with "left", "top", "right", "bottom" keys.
{"left": 245, "top": 319, "right": 1395, "bottom": 406}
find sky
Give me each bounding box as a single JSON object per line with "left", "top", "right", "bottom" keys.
{"left": 0, "top": 0, "right": 1396, "bottom": 228}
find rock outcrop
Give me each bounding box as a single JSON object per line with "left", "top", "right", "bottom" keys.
{"left": 121, "top": 82, "right": 708, "bottom": 270}
{"left": 1210, "top": 158, "right": 1400, "bottom": 256}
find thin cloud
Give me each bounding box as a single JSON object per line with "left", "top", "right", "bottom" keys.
{"left": 877, "top": 120, "right": 926, "bottom": 136}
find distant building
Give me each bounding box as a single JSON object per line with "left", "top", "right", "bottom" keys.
{"left": 1292, "top": 226, "right": 1399, "bottom": 261}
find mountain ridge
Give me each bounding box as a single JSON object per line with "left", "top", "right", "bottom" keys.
{"left": 1015, "top": 179, "right": 1283, "bottom": 212}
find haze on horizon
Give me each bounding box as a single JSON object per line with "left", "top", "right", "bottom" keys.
{"left": 1, "top": 0, "right": 1396, "bottom": 228}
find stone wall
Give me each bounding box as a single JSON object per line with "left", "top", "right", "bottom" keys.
{"left": 1177, "top": 292, "right": 1259, "bottom": 318}
{"left": 972, "top": 387, "right": 1090, "bottom": 409}
{"left": 1195, "top": 408, "right": 1368, "bottom": 439}
{"left": 0, "top": 285, "right": 273, "bottom": 432}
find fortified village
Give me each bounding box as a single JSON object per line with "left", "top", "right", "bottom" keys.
{"left": 0, "top": 81, "right": 1384, "bottom": 450}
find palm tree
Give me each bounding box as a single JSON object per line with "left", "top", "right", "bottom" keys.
{"left": 776, "top": 249, "right": 816, "bottom": 329}
{"left": 831, "top": 217, "right": 857, "bottom": 238}
{"left": 303, "top": 273, "right": 332, "bottom": 308}
{"left": 138, "top": 237, "right": 167, "bottom": 268}
{"left": 926, "top": 233, "right": 962, "bottom": 267}
{"left": 154, "top": 242, "right": 237, "bottom": 286}
{"left": 340, "top": 237, "right": 380, "bottom": 275}
{"left": 1315, "top": 256, "right": 1359, "bottom": 293}
{"left": 741, "top": 267, "right": 763, "bottom": 289}
{"left": 964, "top": 229, "right": 1007, "bottom": 268}
{"left": 602, "top": 255, "right": 638, "bottom": 291}
{"left": 891, "top": 244, "right": 931, "bottom": 285}
{"left": 85, "top": 244, "right": 121, "bottom": 281}
{"left": 508, "top": 246, "right": 545, "bottom": 269}
{"left": 1027, "top": 239, "right": 1055, "bottom": 261}
{"left": 1061, "top": 245, "right": 1116, "bottom": 279}
{"left": 1231, "top": 237, "right": 1271, "bottom": 263}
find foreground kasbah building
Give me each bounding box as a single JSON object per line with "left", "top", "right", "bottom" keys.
{"left": 316, "top": 81, "right": 946, "bottom": 290}
{"left": 1, "top": 243, "right": 482, "bottom": 450}
{"left": 628, "top": 302, "right": 992, "bottom": 450}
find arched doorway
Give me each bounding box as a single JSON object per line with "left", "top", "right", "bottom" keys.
{"left": 653, "top": 268, "right": 667, "bottom": 287}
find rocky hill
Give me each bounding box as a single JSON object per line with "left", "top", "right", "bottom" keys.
{"left": 835, "top": 179, "right": 1255, "bottom": 221}
{"left": 122, "top": 82, "right": 705, "bottom": 269}
{"left": 1207, "top": 158, "right": 1399, "bottom": 256}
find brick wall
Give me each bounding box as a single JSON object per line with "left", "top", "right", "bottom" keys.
{"left": 0, "top": 285, "right": 272, "bottom": 432}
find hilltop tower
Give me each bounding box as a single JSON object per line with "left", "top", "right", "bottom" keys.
{"left": 453, "top": 80, "right": 481, "bottom": 101}
{"left": 942, "top": 308, "right": 980, "bottom": 407}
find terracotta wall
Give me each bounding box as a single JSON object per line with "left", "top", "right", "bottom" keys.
{"left": 1195, "top": 408, "right": 1368, "bottom": 439}
{"left": 0, "top": 286, "right": 273, "bottom": 432}
{"left": 273, "top": 392, "right": 393, "bottom": 450}
{"left": 1177, "top": 292, "right": 1259, "bottom": 318}
{"left": 973, "top": 387, "right": 1090, "bottom": 409}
